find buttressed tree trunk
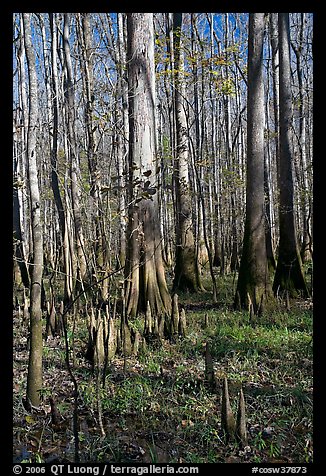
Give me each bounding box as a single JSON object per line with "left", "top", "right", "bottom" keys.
{"left": 23, "top": 13, "right": 44, "bottom": 407}
{"left": 172, "top": 12, "right": 202, "bottom": 293}
{"left": 235, "top": 13, "right": 273, "bottom": 314}
{"left": 125, "top": 13, "right": 171, "bottom": 319}
{"left": 273, "top": 13, "right": 309, "bottom": 298}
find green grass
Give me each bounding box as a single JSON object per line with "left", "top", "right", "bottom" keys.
{"left": 75, "top": 298, "right": 312, "bottom": 462}
{"left": 13, "top": 273, "right": 313, "bottom": 464}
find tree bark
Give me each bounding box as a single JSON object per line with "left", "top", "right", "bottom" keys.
{"left": 23, "top": 13, "right": 44, "bottom": 407}
{"left": 116, "top": 12, "right": 129, "bottom": 268}
{"left": 63, "top": 13, "right": 88, "bottom": 288}
{"left": 14, "top": 18, "right": 31, "bottom": 289}
{"left": 125, "top": 13, "right": 171, "bottom": 320}
{"left": 269, "top": 13, "right": 280, "bottom": 184}
{"left": 273, "top": 13, "right": 309, "bottom": 298}
{"left": 13, "top": 127, "right": 30, "bottom": 289}
{"left": 235, "top": 13, "right": 273, "bottom": 313}
{"left": 291, "top": 14, "right": 311, "bottom": 263}
{"left": 79, "top": 13, "right": 110, "bottom": 301}
{"left": 48, "top": 13, "right": 74, "bottom": 304}
{"left": 172, "top": 13, "right": 201, "bottom": 293}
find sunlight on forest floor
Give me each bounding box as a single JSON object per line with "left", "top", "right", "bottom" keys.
{"left": 13, "top": 274, "right": 313, "bottom": 464}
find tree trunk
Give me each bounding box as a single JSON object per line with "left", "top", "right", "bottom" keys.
{"left": 23, "top": 13, "right": 43, "bottom": 407}
{"left": 79, "top": 13, "right": 110, "bottom": 301}
{"left": 235, "top": 13, "right": 273, "bottom": 313}
{"left": 63, "top": 13, "right": 88, "bottom": 289}
{"left": 13, "top": 131, "right": 30, "bottom": 289}
{"left": 291, "top": 14, "right": 311, "bottom": 263}
{"left": 125, "top": 13, "right": 171, "bottom": 320}
{"left": 264, "top": 149, "right": 276, "bottom": 272}
{"left": 49, "top": 13, "right": 74, "bottom": 303}
{"left": 172, "top": 13, "right": 201, "bottom": 293}
{"left": 116, "top": 12, "right": 129, "bottom": 268}
{"left": 269, "top": 13, "right": 280, "bottom": 183}
{"left": 273, "top": 13, "right": 309, "bottom": 298}
{"left": 14, "top": 18, "right": 31, "bottom": 289}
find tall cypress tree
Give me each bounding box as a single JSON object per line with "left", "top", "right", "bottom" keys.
{"left": 273, "top": 13, "right": 309, "bottom": 298}
{"left": 235, "top": 13, "right": 273, "bottom": 313}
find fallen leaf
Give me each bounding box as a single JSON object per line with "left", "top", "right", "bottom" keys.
{"left": 225, "top": 456, "right": 241, "bottom": 463}
{"left": 25, "top": 415, "right": 36, "bottom": 425}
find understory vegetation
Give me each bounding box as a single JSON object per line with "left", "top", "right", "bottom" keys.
{"left": 13, "top": 273, "right": 313, "bottom": 464}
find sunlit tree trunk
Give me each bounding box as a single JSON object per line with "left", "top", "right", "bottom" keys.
{"left": 116, "top": 12, "right": 128, "bottom": 268}
{"left": 125, "top": 13, "right": 171, "bottom": 319}
{"left": 269, "top": 13, "right": 280, "bottom": 184}
{"left": 23, "top": 13, "right": 43, "bottom": 407}
{"left": 264, "top": 57, "right": 276, "bottom": 273}
{"left": 235, "top": 13, "right": 273, "bottom": 313}
{"left": 49, "top": 13, "right": 73, "bottom": 303}
{"left": 63, "top": 13, "right": 88, "bottom": 289}
{"left": 79, "top": 13, "right": 110, "bottom": 301}
{"left": 13, "top": 123, "right": 30, "bottom": 289}
{"left": 264, "top": 143, "right": 276, "bottom": 273}
{"left": 14, "top": 17, "right": 31, "bottom": 289}
{"left": 172, "top": 13, "right": 201, "bottom": 293}
{"left": 291, "top": 13, "right": 311, "bottom": 263}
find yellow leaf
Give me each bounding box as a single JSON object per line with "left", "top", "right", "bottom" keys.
{"left": 25, "top": 415, "right": 35, "bottom": 425}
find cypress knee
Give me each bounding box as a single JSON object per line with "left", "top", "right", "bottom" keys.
{"left": 221, "top": 377, "right": 236, "bottom": 441}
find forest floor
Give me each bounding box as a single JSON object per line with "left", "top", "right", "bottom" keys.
{"left": 13, "top": 273, "right": 313, "bottom": 464}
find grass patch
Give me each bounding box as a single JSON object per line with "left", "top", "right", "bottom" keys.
{"left": 13, "top": 274, "right": 313, "bottom": 464}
